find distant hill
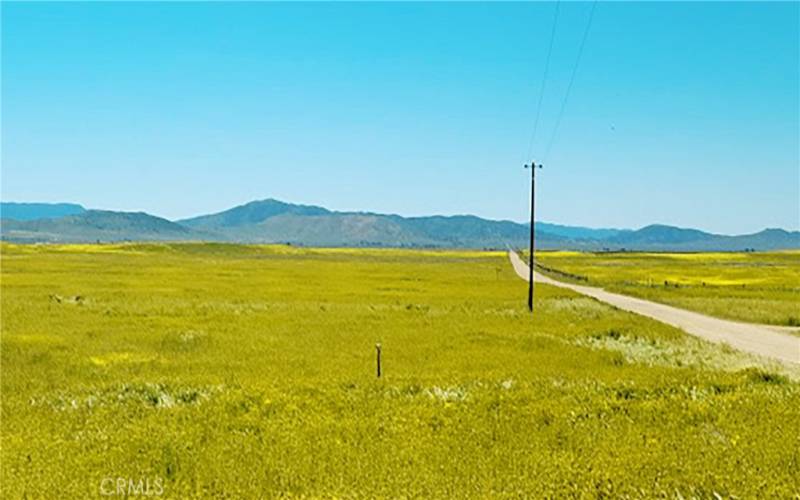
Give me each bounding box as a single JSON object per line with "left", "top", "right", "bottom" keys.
{"left": 179, "top": 199, "right": 330, "bottom": 230}
{"left": 0, "top": 210, "right": 211, "bottom": 243}
{"left": 536, "top": 221, "right": 627, "bottom": 240}
{"left": 2, "top": 199, "right": 798, "bottom": 251}
{"left": 726, "top": 228, "right": 800, "bottom": 250}
{"left": 176, "top": 199, "right": 800, "bottom": 250}
{"left": 179, "top": 199, "right": 566, "bottom": 248}
{"left": 0, "top": 202, "right": 85, "bottom": 221}
{"left": 597, "top": 224, "right": 800, "bottom": 251}
{"left": 607, "top": 224, "right": 714, "bottom": 246}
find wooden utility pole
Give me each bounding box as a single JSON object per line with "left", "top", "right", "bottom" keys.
{"left": 375, "top": 343, "right": 382, "bottom": 378}
{"left": 525, "top": 161, "right": 542, "bottom": 312}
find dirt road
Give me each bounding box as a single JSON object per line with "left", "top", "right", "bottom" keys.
{"left": 508, "top": 251, "right": 800, "bottom": 365}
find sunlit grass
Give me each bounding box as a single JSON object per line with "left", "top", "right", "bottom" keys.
{"left": 1, "top": 243, "right": 798, "bottom": 497}
{"left": 537, "top": 250, "right": 800, "bottom": 326}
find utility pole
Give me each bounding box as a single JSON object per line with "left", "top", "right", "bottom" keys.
{"left": 375, "top": 343, "right": 382, "bottom": 378}
{"left": 524, "top": 161, "right": 542, "bottom": 312}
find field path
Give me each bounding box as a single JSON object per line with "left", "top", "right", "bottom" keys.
{"left": 507, "top": 251, "right": 800, "bottom": 365}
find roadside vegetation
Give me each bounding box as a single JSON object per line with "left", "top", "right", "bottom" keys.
{"left": 1, "top": 243, "right": 798, "bottom": 497}
{"left": 535, "top": 250, "right": 800, "bottom": 327}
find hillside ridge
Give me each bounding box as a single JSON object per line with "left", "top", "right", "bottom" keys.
{"left": 2, "top": 200, "right": 797, "bottom": 250}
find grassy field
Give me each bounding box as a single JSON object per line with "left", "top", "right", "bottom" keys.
{"left": 1, "top": 243, "right": 799, "bottom": 498}
{"left": 535, "top": 251, "right": 800, "bottom": 327}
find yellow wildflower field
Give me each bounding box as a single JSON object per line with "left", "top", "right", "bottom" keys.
{"left": 1, "top": 244, "right": 797, "bottom": 497}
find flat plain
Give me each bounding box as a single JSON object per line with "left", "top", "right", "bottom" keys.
{"left": 1, "top": 243, "right": 798, "bottom": 498}
{"left": 536, "top": 250, "right": 800, "bottom": 327}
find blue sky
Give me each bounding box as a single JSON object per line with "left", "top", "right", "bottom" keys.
{"left": 2, "top": 2, "right": 798, "bottom": 233}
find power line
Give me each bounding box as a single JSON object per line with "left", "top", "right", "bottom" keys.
{"left": 542, "top": 0, "right": 598, "bottom": 163}
{"left": 525, "top": 1, "right": 560, "bottom": 162}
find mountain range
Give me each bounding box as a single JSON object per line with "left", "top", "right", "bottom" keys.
{"left": 1, "top": 199, "right": 798, "bottom": 251}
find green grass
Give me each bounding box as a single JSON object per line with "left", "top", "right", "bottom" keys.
{"left": 1, "top": 243, "right": 798, "bottom": 497}
{"left": 535, "top": 250, "right": 800, "bottom": 326}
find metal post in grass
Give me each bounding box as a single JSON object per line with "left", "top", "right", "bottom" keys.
{"left": 524, "top": 161, "right": 543, "bottom": 313}
{"left": 376, "top": 343, "right": 382, "bottom": 378}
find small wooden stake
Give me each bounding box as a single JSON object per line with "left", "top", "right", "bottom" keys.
{"left": 376, "top": 343, "right": 382, "bottom": 378}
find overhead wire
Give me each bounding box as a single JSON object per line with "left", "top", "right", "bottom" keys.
{"left": 542, "top": 0, "right": 598, "bottom": 163}
{"left": 524, "top": 1, "right": 561, "bottom": 163}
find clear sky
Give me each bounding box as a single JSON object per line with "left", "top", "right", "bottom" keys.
{"left": 2, "top": 2, "right": 798, "bottom": 234}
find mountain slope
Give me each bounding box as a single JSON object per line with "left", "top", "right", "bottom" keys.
{"left": 179, "top": 199, "right": 330, "bottom": 230}
{"left": 600, "top": 224, "right": 800, "bottom": 251}
{"left": 536, "top": 221, "right": 627, "bottom": 240}
{"left": 607, "top": 224, "right": 713, "bottom": 246}
{"left": 0, "top": 210, "right": 212, "bottom": 243}
{"left": 689, "top": 228, "right": 800, "bottom": 252}
{"left": 176, "top": 199, "right": 571, "bottom": 248}
{"left": 0, "top": 202, "right": 85, "bottom": 221}
{"left": 255, "top": 213, "right": 426, "bottom": 246}
{"left": 1, "top": 199, "right": 798, "bottom": 250}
